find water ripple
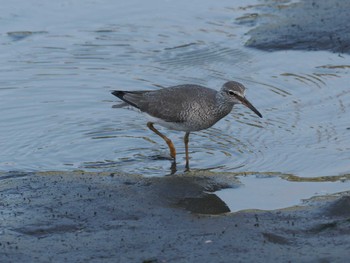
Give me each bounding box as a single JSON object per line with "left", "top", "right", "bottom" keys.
{"left": 1, "top": 1, "right": 350, "bottom": 182}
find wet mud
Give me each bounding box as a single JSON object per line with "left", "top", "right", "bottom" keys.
{"left": 244, "top": 0, "right": 350, "bottom": 53}
{"left": 1, "top": 171, "right": 349, "bottom": 262}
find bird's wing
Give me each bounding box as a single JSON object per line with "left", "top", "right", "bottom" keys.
{"left": 112, "top": 85, "right": 216, "bottom": 123}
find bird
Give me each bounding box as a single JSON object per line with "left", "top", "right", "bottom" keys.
{"left": 111, "top": 81, "right": 262, "bottom": 169}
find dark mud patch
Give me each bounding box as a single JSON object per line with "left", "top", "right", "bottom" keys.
{"left": 324, "top": 196, "right": 350, "bottom": 217}
{"left": 262, "top": 232, "right": 291, "bottom": 245}
{"left": 244, "top": 0, "right": 350, "bottom": 53}
{"left": 177, "top": 194, "right": 230, "bottom": 214}
{"left": 13, "top": 224, "right": 83, "bottom": 238}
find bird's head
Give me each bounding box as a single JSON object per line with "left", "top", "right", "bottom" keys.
{"left": 221, "top": 81, "right": 262, "bottom": 118}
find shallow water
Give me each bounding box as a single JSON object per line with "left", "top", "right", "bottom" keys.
{"left": 1, "top": 0, "right": 350, "bottom": 211}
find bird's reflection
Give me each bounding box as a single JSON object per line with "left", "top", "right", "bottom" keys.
{"left": 155, "top": 171, "right": 231, "bottom": 214}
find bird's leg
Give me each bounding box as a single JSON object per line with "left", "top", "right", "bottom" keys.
{"left": 184, "top": 132, "right": 190, "bottom": 170}
{"left": 147, "top": 122, "right": 176, "bottom": 160}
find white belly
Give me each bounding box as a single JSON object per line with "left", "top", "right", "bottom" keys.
{"left": 143, "top": 113, "right": 192, "bottom": 131}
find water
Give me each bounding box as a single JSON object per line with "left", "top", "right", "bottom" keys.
{"left": 1, "top": 0, "right": 350, "bottom": 211}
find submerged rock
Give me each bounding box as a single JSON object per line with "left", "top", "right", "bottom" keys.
{"left": 244, "top": 0, "right": 350, "bottom": 53}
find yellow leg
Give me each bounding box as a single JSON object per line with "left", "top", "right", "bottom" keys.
{"left": 147, "top": 122, "right": 176, "bottom": 159}
{"left": 184, "top": 132, "right": 190, "bottom": 169}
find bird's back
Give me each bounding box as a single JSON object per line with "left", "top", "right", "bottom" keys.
{"left": 113, "top": 84, "right": 233, "bottom": 131}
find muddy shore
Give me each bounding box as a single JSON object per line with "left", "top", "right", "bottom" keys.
{"left": 244, "top": 0, "right": 350, "bottom": 53}
{"left": 1, "top": 171, "right": 350, "bottom": 262}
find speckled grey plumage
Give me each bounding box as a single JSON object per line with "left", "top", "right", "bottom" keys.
{"left": 112, "top": 81, "right": 262, "bottom": 132}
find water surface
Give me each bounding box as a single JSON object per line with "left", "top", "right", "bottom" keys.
{"left": 1, "top": 0, "right": 349, "bottom": 211}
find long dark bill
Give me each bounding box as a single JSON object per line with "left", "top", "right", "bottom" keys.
{"left": 237, "top": 96, "right": 263, "bottom": 118}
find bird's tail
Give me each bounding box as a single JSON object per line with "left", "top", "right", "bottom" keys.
{"left": 111, "top": 90, "right": 142, "bottom": 109}
{"left": 111, "top": 90, "right": 125, "bottom": 100}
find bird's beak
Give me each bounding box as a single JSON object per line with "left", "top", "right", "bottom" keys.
{"left": 237, "top": 96, "right": 262, "bottom": 118}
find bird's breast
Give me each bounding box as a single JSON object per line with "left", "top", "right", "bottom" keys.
{"left": 179, "top": 101, "right": 233, "bottom": 131}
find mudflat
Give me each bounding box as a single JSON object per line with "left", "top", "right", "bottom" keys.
{"left": 1, "top": 171, "right": 349, "bottom": 262}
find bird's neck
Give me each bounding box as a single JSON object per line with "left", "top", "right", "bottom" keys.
{"left": 215, "top": 92, "right": 234, "bottom": 116}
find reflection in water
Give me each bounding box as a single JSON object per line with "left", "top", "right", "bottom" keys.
{"left": 216, "top": 174, "right": 350, "bottom": 212}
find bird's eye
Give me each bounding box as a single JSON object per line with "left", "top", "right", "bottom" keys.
{"left": 228, "top": 90, "right": 235, "bottom": 96}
